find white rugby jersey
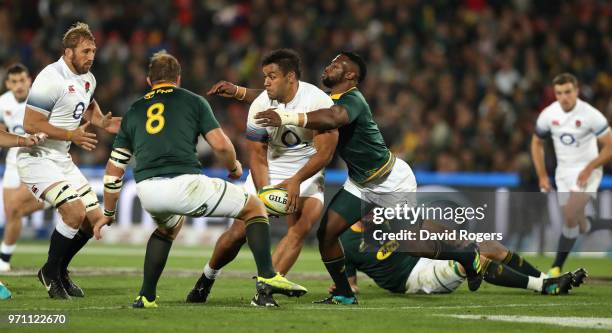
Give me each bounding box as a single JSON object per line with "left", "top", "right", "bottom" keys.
{"left": 0, "top": 90, "right": 26, "bottom": 164}
{"left": 246, "top": 81, "right": 334, "bottom": 176}
{"left": 535, "top": 99, "right": 610, "bottom": 170}
{"left": 23, "top": 57, "right": 96, "bottom": 159}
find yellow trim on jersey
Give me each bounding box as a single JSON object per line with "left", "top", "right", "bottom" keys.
{"left": 330, "top": 87, "right": 357, "bottom": 100}
{"left": 350, "top": 224, "right": 364, "bottom": 233}
{"left": 361, "top": 153, "right": 396, "bottom": 184}
{"left": 151, "top": 83, "right": 177, "bottom": 90}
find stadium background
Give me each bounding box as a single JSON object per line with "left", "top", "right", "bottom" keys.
{"left": 0, "top": 0, "right": 611, "bottom": 251}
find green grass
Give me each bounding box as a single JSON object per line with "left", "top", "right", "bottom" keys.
{"left": 1, "top": 242, "right": 612, "bottom": 332}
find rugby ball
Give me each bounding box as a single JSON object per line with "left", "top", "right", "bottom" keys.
{"left": 258, "top": 187, "right": 289, "bottom": 216}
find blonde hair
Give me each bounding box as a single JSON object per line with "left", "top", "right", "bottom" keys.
{"left": 148, "top": 50, "right": 181, "bottom": 84}
{"left": 62, "top": 22, "right": 95, "bottom": 49}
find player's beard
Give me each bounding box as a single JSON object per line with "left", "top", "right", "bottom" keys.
{"left": 322, "top": 74, "right": 340, "bottom": 88}
{"left": 70, "top": 56, "right": 91, "bottom": 75}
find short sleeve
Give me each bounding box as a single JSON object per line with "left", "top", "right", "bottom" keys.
{"left": 245, "top": 93, "right": 270, "bottom": 142}
{"left": 336, "top": 93, "right": 363, "bottom": 124}
{"left": 590, "top": 109, "right": 610, "bottom": 137}
{"left": 198, "top": 97, "right": 220, "bottom": 135}
{"left": 112, "top": 110, "right": 132, "bottom": 150}
{"left": 535, "top": 110, "right": 551, "bottom": 138}
{"left": 26, "top": 70, "right": 63, "bottom": 116}
{"left": 310, "top": 89, "right": 334, "bottom": 111}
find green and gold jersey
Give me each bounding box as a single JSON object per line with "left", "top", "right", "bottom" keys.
{"left": 113, "top": 83, "right": 220, "bottom": 182}
{"left": 340, "top": 225, "right": 419, "bottom": 293}
{"left": 331, "top": 88, "right": 394, "bottom": 184}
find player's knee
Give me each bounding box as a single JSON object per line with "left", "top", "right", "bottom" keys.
{"left": 287, "top": 224, "right": 311, "bottom": 243}
{"left": 4, "top": 204, "right": 21, "bottom": 221}
{"left": 58, "top": 201, "right": 87, "bottom": 229}
{"left": 78, "top": 186, "right": 100, "bottom": 213}
{"left": 240, "top": 195, "right": 267, "bottom": 221}
{"left": 153, "top": 228, "right": 176, "bottom": 242}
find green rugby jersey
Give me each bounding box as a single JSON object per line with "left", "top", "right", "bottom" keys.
{"left": 113, "top": 83, "right": 220, "bottom": 182}
{"left": 341, "top": 225, "right": 419, "bottom": 293}
{"left": 331, "top": 88, "right": 394, "bottom": 184}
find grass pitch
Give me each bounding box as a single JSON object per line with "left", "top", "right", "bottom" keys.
{"left": 1, "top": 242, "right": 611, "bottom": 332}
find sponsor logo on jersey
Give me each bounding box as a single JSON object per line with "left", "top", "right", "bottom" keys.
{"left": 552, "top": 120, "right": 560, "bottom": 126}
{"left": 376, "top": 240, "right": 399, "bottom": 260}
{"left": 560, "top": 133, "right": 576, "bottom": 145}
{"left": 68, "top": 85, "right": 76, "bottom": 93}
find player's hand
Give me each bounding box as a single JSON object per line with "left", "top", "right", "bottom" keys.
{"left": 20, "top": 133, "right": 48, "bottom": 147}
{"left": 70, "top": 121, "right": 98, "bottom": 151}
{"left": 275, "top": 177, "right": 300, "bottom": 214}
{"left": 254, "top": 108, "right": 282, "bottom": 127}
{"left": 207, "top": 81, "right": 238, "bottom": 98}
{"left": 228, "top": 160, "right": 243, "bottom": 179}
{"left": 577, "top": 166, "right": 593, "bottom": 188}
{"left": 93, "top": 215, "right": 114, "bottom": 240}
{"left": 538, "top": 176, "right": 551, "bottom": 193}
{"left": 100, "top": 112, "right": 122, "bottom": 134}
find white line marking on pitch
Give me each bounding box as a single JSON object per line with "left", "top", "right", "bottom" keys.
{"left": 442, "top": 314, "right": 612, "bottom": 330}
{"left": 2, "top": 302, "right": 605, "bottom": 312}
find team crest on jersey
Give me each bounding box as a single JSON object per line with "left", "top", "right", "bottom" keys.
{"left": 85, "top": 82, "right": 90, "bottom": 93}
{"left": 576, "top": 119, "right": 582, "bottom": 127}
{"left": 68, "top": 85, "right": 76, "bottom": 93}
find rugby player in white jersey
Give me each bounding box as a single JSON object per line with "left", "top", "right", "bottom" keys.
{"left": 0, "top": 64, "right": 50, "bottom": 272}
{"left": 531, "top": 73, "right": 612, "bottom": 277}
{"left": 187, "top": 49, "right": 338, "bottom": 306}
{"left": 19, "top": 22, "right": 121, "bottom": 299}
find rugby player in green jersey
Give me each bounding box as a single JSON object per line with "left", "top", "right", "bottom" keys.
{"left": 338, "top": 221, "right": 586, "bottom": 296}
{"left": 93, "top": 51, "right": 306, "bottom": 308}
{"left": 213, "top": 52, "right": 484, "bottom": 305}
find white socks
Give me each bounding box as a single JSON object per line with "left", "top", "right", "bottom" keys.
{"left": 55, "top": 219, "right": 79, "bottom": 239}
{"left": 204, "top": 263, "right": 220, "bottom": 280}
{"left": 0, "top": 242, "right": 16, "bottom": 255}
{"left": 527, "top": 276, "right": 544, "bottom": 292}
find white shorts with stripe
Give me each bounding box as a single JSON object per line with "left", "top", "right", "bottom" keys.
{"left": 405, "top": 258, "right": 464, "bottom": 294}
{"left": 136, "top": 174, "right": 248, "bottom": 229}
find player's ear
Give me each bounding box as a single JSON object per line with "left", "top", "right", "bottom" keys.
{"left": 345, "top": 71, "right": 357, "bottom": 81}
{"left": 176, "top": 75, "right": 181, "bottom": 87}
{"left": 146, "top": 77, "right": 152, "bottom": 87}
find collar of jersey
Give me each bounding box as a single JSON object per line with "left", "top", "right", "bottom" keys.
{"left": 330, "top": 87, "right": 357, "bottom": 100}
{"left": 151, "top": 83, "right": 176, "bottom": 90}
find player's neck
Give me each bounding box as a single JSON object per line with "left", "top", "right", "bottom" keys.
{"left": 151, "top": 82, "right": 177, "bottom": 90}
{"left": 562, "top": 101, "right": 578, "bottom": 113}
{"left": 279, "top": 82, "right": 299, "bottom": 105}
{"left": 329, "top": 83, "right": 357, "bottom": 96}
{"left": 62, "top": 56, "right": 79, "bottom": 75}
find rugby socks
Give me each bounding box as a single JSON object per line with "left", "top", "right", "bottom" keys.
{"left": 0, "top": 242, "right": 16, "bottom": 263}
{"left": 61, "top": 230, "right": 92, "bottom": 274}
{"left": 483, "top": 261, "right": 529, "bottom": 290}
{"left": 551, "top": 225, "right": 579, "bottom": 270}
{"left": 502, "top": 251, "right": 543, "bottom": 278}
{"left": 204, "top": 263, "right": 221, "bottom": 280}
{"left": 245, "top": 217, "right": 275, "bottom": 278}
{"left": 44, "top": 221, "right": 79, "bottom": 277}
{"left": 323, "top": 256, "right": 354, "bottom": 297}
{"left": 139, "top": 231, "right": 173, "bottom": 301}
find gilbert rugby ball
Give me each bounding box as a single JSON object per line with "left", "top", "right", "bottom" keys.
{"left": 258, "top": 187, "right": 289, "bottom": 216}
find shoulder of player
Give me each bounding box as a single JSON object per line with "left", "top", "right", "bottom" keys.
{"left": 299, "top": 81, "right": 332, "bottom": 99}
{"left": 0, "top": 91, "right": 13, "bottom": 104}
{"left": 577, "top": 99, "right": 601, "bottom": 114}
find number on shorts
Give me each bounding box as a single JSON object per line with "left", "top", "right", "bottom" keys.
{"left": 146, "top": 103, "right": 165, "bottom": 134}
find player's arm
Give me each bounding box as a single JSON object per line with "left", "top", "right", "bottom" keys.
{"left": 254, "top": 105, "right": 351, "bottom": 130}
{"left": 276, "top": 129, "right": 338, "bottom": 213}
{"left": 577, "top": 131, "right": 612, "bottom": 187}
{"left": 0, "top": 130, "right": 45, "bottom": 148}
{"left": 248, "top": 140, "right": 270, "bottom": 191}
{"left": 84, "top": 99, "right": 121, "bottom": 134}
{"left": 207, "top": 80, "right": 263, "bottom": 104}
{"left": 205, "top": 128, "right": 242, "bottom": 179}
{"left": 23, "top": 107, "right": 98, "bottom": 151}
{"left": 530, "top": 134, "right": 550, "bottom": 192}
{"left": 94, "top": 147, "right": 132, "bottom": 240}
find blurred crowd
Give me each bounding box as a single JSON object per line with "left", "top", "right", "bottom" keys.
{"left": 0, "top": 0, "right": 611, "bottom": 177}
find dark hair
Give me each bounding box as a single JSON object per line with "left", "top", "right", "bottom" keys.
{"left": 262, "top": 49, "right": 301, "bottom": 79}
{"left": 552, "top": 73, "right": 578, "bottom": 87}
{"left": 148, "top": 50, "right": 181, "bottom": 84}
{"left": 340, "top": 51, "right": 367, "bottom": 83}
{"left": 6, "top": 63, "right": 28, "bottom": 77}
